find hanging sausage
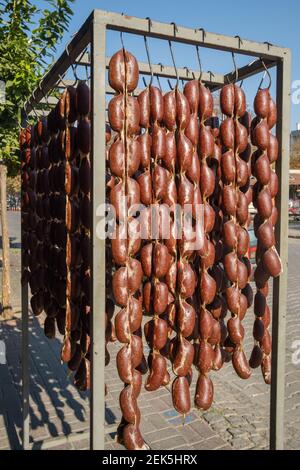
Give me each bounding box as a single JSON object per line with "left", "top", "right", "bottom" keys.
{"left": 195, "top": 79, "right": 216, "bottom": 410}
{"left": 108, "top": 49, "right": 148, "bottom": 450}
{"left": 170, "top": 80, "right": 196, "bottom": 416}
{"left": 220, "top": 83, "right": 252, "bottom": 380}
{"left": 206, "top": 113, "right": 227, "bottom": 372}
{"left": 140, "top": 83, "right": 171, "bottom": 393}
{"left": 251, "top": 87, "right": 280, "bottom": 383}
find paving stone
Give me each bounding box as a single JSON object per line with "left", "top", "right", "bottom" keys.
{"left": 146, "top": 413, "right": 170, "bottom": 430}
{"left": 202, "top": 410, "right": 224, "bottom": 425}
{"left": 172, "top": 444, "right": 192, "bottom": 450}
{"left": 173, "top": 424, "right": 207, "bottom": 445}
{"left": 140, "top": 418, "right": 156, "bottom": 435}
{"left": 230, "top": 436, "right": 254, "bottom": 450}
{"left": 189, "top": 420, "right": 217, "bottom": 439}
{"left": 211, "top": 420, "right": 230, "bottom": 433}
{"left": 151, "top": 436, "right": 189, "bottom": 451}
{"left": 192, "top": 435, "right": 227, "bottom": 450}
{"left": 72, "top": 438, "right": 90, "bottom": 449}
{"left": 169, "top": 411, "right": 198, "bottom": 426}
{"left": 227, "top": 428, "right": 248, "bottom": 439}
{"left": 145, "top": 427, "right": 180, "bottom": 444}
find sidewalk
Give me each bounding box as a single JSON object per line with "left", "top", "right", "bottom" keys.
{"left": 1, "top": 220, "right": 300, "bottom": 450}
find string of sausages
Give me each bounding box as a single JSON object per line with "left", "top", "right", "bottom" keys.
{"left": 73, "top": 81, "right": 91, "bottom": 389}
{"left": 108, "top": 49, "right": 148, "bottom": 450}
{"left": 47, "top": 103, "right": 68, "bottom": 339}
{"left": 141, "top": 85, "right": 171, "bottom": 392}
{"left": 195, "top": 81, "right": 217, "bottom": 409}
{"left": 170, "top": 84, "right": 195, "bottom": 416}
{"left": 220, "top": 83, "right": 252, "bottom": 380}
{"left": 207, "top": 114, "right": 227, "bottom": 371}
{"left": 251, "top": 88, "right": 280, "bottom": 383}
{"left": 105, "top": 124, "right": 116, "bottom": 379}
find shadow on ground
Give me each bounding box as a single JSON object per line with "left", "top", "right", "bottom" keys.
{"left": 0, "top": 315, "right": 90, "bottom": 449}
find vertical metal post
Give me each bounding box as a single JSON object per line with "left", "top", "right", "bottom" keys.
{"left": 270, "top": 51, "right": 291, "bottom": 450}
{"left": 90, "top": 12, "right": 106, "bottom": 450}
{"left": 21, "top": 110, "right": 30, "bottom": 450}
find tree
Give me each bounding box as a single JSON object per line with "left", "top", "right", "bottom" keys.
{"left": 0, "top": 1, "right": 74, "bottom": 318}
{"left": 0, "top": 163, "right": 12, "bottom": 319}
{"left": 0, "top": 0, "right": 75, "bottom": 175}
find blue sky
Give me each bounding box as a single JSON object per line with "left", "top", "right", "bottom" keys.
{"left": 36, "top": 0, "right": 299, "bottom": 129}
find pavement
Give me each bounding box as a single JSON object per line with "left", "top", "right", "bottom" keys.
{"left": 0, "top": 212, "right": 300, "bottom": 450}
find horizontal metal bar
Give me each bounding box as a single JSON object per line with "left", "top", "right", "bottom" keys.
{"left": 95, "top": 9, "right": 289, "bottom": 59}
{"left": 74, "top": 55, "right": 225, "bottom": 86}
{"left": 35, "top": 59, "right": 275, "bottom": 104}
{"left": 26, "top": 60, "right": 278, "bottom": 116}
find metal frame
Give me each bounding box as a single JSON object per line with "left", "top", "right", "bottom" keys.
{"left": 21, "top": 8, "right": 291, "bottom": 451}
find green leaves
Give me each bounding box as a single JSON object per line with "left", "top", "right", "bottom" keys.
{"left": 0, "top": 0, "right": 74, "bottom": 175}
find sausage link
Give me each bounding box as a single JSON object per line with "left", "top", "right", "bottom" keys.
{"left": 142, "top": 85, "right": 171, "bottom": 394}
{"left": 109, "top": 50, "right": 148, "bottom": 450}
{"left": 250, "top": 89, "right": 280, "bottom": 383}
{"left": 220, "top": 84, "right": 251, "bottom": 380}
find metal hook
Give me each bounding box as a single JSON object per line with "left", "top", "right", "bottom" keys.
{"left": 156, "top": 63, "right": 164, "bottom": 92}
{"left": 207, "top": 70, "right": 215, "bottom": 82}
{"left": 167, "top": 79, "right": 175, "bottom": 91}
{"left": 156, "top": 74, "right": 163, "bottom": 92}
{"left": 231, "top": 52, "right": 238, "bottom": 82}
{"left": 234, "top": 35, "right": 243, "bottom": 48}
{"left": 183, "top": 66, "right": 190, "bottom": 78}
{"left": 31, "top": 91, "right": 39, "bottom": 120}
{"left": 145, "top": 16, "right": 152, "bottom": 32}
{"left": 85, "top": 63, "right": 91, "bottom": 83}
{"left": 195, "top": 45, "right": 203, "bottom": 82}
{"left": 144, "top": 35, "right": 154, "bottom": 87}
{"left": 58, "top": 73, "right": 69, "bottom": 89}
{"left": 168, "top": 40, "right": 179, "bottom": 88}
{"left": 195, "top": 27, "right": 206, "bottom": 42}
{"left": 170, "top": 22, "right": 178, "bottom": 36}
{"left": 258, "top": 59, "right": 272, "bottom": 90}
{"left": 38, "top": 81, "right": 49, "bottom": 116}
{"left": 264, "top": 41, "right": 273, "bottom": 50}
{"left": 66, "top": 42, "right": 79, "bottom": 85}
{"left": 120, "top": 31, "right": 125, "bottom": 50}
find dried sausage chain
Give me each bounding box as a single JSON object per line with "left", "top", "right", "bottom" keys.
{"left": 20, "top": 48, "right": 282, "bottom": 451}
